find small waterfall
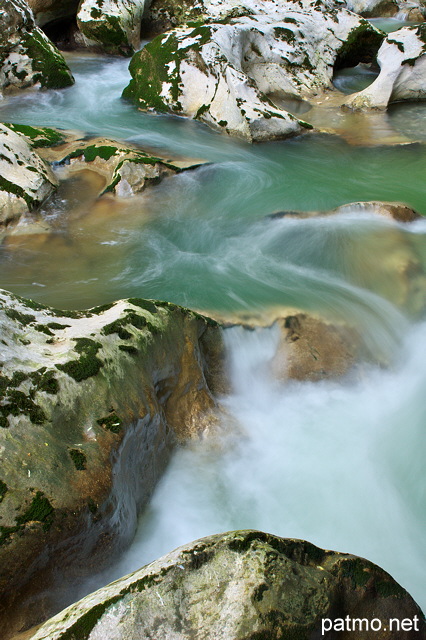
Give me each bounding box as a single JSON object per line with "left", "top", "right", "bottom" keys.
{"left": 96, "top": 310, "right": 426, "bottom": 611}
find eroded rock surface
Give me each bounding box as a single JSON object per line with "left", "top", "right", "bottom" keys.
{"left": 0, "top": 124, "right": 58, "bottom": 227}
{"left": 31, "top": 530, "right": 425, "bottom": 640}
{"left": 123, "top": 1, "right": 382, "bottom": 141}
{"left": 344, "top": 25, "right": 426, "bottom": 110}
{"left": 76, "top": 0, "right": 149, "bottom": 55}
{"left": 0, "top": 289, "right": 222, "bottom": 637}
{"left": 0, "top": 0, "right": 74, "bottom": 93}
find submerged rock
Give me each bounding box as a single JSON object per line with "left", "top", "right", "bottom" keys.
{"left": 0, "top": 124, "right": 58, "bottom": 228}
{"left": 0, "top": 289, "right": 222, "bottom": 637}
{"left": 31, "top": 530, "right": 425, "bottom": 640}
{"left": 76, "top": 0, "right": 148, "bottom": 55}
{"left": 343, "top": 25, "right": 426, "bottom": 110}
{"left": 0, "top": 0, "right": 74, "bottom": 92}
{"left": 122, "top": 2, "right": 382, "bottom": 141}
{"left": 271, "top": 313, "right": 361, "bottom": 381}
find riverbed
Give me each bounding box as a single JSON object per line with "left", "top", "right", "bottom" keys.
{"left": 1, "top": 39, "right": 426, "bottom": 614}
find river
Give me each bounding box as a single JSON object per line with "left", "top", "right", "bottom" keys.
{"left": 0, "top": 38, "right": 425, "bottom": 613}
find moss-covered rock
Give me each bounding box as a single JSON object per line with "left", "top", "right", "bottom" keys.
{"left": 122, "top": 3, "right": 383, "bottom": 141}
{"left": 76, "top": 0, "right": 148, "bottom": 55}
{"left": 55, "top": 136, "right": 182, "bottom": 196}
{"left": 0, "top": 0, "right": 74, "bottom": 91}
{"left": 0, "top": 289, "right": 222, "bottom": 638}
{"left": 31, "top": 530, "right": 425, "bottom": 640}
{"left": 0, "top": 124, "right": 58, "bottom": 228}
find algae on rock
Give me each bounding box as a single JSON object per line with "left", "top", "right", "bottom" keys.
{"left": 0, "top": 289, "right": 223, "bottom": 638}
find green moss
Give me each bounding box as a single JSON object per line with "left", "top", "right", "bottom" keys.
{"left": 5, "top": 124, "right": 65, "bottom": 148}
{"left": 65, "top": 145, "right": 119, "bottom": 163}
{"left": 34, "top": 324, "right": 54, "bottom": 336}
{"left": 89, "top": 302, "right": 114, "bottom": 314}
{"left": 0, "top": 481, "right": 8, "bottom": 503}
{"left": 274, "top": 27, "right": 295, "bottom": 43}
{"left": 87, "top": 498, "right": 98, "bottom": 513}
{"left": 59, "top": 597, "right": 122, "bottom": 640}
{"left": 341, "top": 558, "right": 371, "bottom": 588}
{"left": 82, "top": 14, "right": 131, "bottom": 55}
{"left": 118, "top": 344, "right": 138, "bottom": 355}
{"left": 20, "top": 29, "right": 74, "bottom": 89}
{"left": 102, "top": 318, "right": 132, "bottom": 340}
{"left": 69, "top": 448, "right": 87, "bottom": 470}
{"left": 375, "top": 578, "right": 405, "bottom": 598}
{"left": 334, "top": 23, "right": 384, "bottom": 70}
{"left": 96, "top": 412, "right": 122, "bottom": 433}
{"left": 16, "top": 491, "right": 54, "bottom": 530}
{"left": 31, "top": 369, "right": 60, "bottom": 394}
{"left": 127, "top": 298, "right": 158, "bottom": 314}
{"left": 47, "top": 322, "right": 70, "bottom": 330}
{"left": 56, "top": 338, "right": 103, "bottom": 382}
{"left": 0, "top": 176, "right": 32, "bottom": 206}
{"left": 0, "top": 390, "right": 46, "bottom": 424}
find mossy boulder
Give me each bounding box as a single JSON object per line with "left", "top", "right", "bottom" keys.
{"left": 0, "top": 289, "right": 222, "bottom": 638}
{"left": 76, "top": 0, "right": 148, "bottom": 55}
{"left": 55, "top": 137, "right": 181, "bottom": 196}
{"left": 122, "top": 3, "right": 383, "bottom": 141}
{"left": 31, "top": 530, "right": 425, "bottom": 640}
{"left": 345, "top": 0, "right": 425, "bottom": 20}
{"left": 0, "top": 0, "right": 74, "bottom": 91}
{"left": 0, "top": 124, "right": 58, "bottom": 228}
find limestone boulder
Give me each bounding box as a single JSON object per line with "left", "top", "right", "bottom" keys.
{"left": 31, "top": 530, "right": 425, "bottom": 640}
{"left": 0, "top": 0, "right": 74, "bottom": 93}
{"left": 343, "top": 25, "right": 426, "bottom": 110}
{"left": 0, "top": 124, "right": 58, "bottom": 228}
{"left": 76, "top": 0, "right": 149, "bottom": 55}
{"left": 122, "top": 3, "right": 383, "bottom": 141}
{"left": 55, "top": 137, "right": 181, "bottom": 196}
{"left": 0, "top": 289, "right": 222, "bottom": 637}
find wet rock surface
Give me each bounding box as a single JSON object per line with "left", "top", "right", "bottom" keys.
{"left": 0, "top": 289, "right": 222, "bottom": 638}
{"left": 31, "top": 530, "right": 426, "bottom": 640}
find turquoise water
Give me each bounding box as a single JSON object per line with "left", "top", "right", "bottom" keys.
{"left": 1, "top": 52, "right": 426, "bottom": 613}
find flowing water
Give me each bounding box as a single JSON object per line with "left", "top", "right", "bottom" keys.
{"left": 1, "top": 50, "right": 426, "bottom": 612}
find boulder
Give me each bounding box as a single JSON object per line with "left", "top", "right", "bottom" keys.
{"left": 270, "top": 200, "right": 422, "bottom": 222}
{"left": 122, "top": 3, "right": 383, "bottom": 141}
{"left": 0, "top": 289, "right": 222, "bottom": 637}
{"left": 271, "top": 313, "right": 361, "bottom": 381}
{"left": 76, "top": 0, "right": 149, "bottom": 55}
{"left": 0, "top": 124, "right": 58, "bottom": 228}
{"left": 31, "top": 530, "right": 425, "bottom": 640}
{"left": 343, "top": 25, "right": 426, "bottom": 110}
{"left": 55, "top": 137, "right": 181, "bottom": 196}
{"left": 0, "top": 0, "right": 74, "bottom": 93}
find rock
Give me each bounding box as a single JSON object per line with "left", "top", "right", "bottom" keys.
{"left": 271, "top": 313, "right": 361, "bottom": 381}
{"left": 343, "top": 25, "right": 426, "bottom": 110}
{"left": 331, "top": 200, "right": 422, "bottom": 221}
{"left": 0, "top": 290, "right": 222, "bottom": 637}
{"left": 122, "top": 4, "right": 382, "bottom": 141}
{"left": 76, "top": 0, "right": 149, "bottom": 55}
{"left": 345, "top": 0, "right": 425, "bottom": 20}
{"left": 55, "top": 137, "right": 181, "bottom": 196}
{"left": 0, "top": 0, "right": 74, "bottom": 93}
{"left": 0, "top": 124, "right": 58, "bottom": 228}
{"left": 267, "top": 202, "right": 426, "bottom": 317}
{"left": 31, "top": 530, "right": 425, "bottom": 640}
{"left": 269, "top": 200, "right": 422, "bottom": 222}
{"left": 26, "top": 0, "right": 80, "bottom": 27}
